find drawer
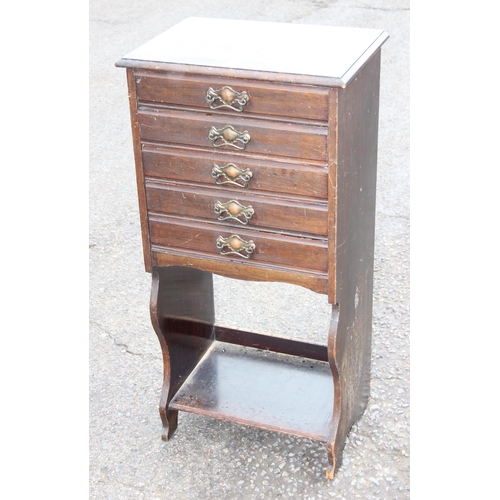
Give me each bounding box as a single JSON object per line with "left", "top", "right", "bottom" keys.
{"left": 134, "top": 72, "right": 329, "bottom": 122}
{"left": 149, "top": 215, "right": 328, "bottom": 273}
{"left": 145, "top": 180, "right": 328, "bottom": 237}
{"left": 142, "top": 146, "right": 328, "bottom": 200}
{"left": 137, "top": 108, "right": 328, "bottom": 162}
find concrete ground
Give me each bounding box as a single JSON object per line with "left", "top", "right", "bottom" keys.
{"left": 89, "top": 1, "right": 410, "bottom": 498}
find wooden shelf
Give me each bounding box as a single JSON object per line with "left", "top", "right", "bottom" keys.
{"left": 170, "top": 340, "right": 334, "bottom": 442}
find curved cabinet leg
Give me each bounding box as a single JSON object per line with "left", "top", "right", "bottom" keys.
{"left": 150, "top": 266, "right": 215, "bottom": 441}
{"left": 326, "top": 305, "right": 341, "bottom": 479}
{"left": 326, "top": 273, "right": 372, "bottom": 478}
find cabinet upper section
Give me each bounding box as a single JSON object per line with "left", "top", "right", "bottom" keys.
{"left": 116, "top": 17, "right": 388, "bottom": 87}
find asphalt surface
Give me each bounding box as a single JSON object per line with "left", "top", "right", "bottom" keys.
{"left": 89, "top": 1, "right": 410, "bottom": 498}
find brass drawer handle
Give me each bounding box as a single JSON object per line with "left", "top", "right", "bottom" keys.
{"left": 211, "top": 163, "right": 252, "bottom": 188}
{"left": 214, "top": 200, "right": 254, "bottom": 225}
{"left": 216, "top": 235, "right": 255, "bottom": 259}
{"left": 206, "top": 86, "right": 249, "bottom": 112}
{"left": 208, "top": 125, "right": 251, "bottom": 150}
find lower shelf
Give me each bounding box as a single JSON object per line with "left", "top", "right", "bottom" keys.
{"left": 169, "top": 340, "right": 334, "bottom": 442}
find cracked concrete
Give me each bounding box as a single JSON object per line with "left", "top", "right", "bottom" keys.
{"left": 90, "top": 0, "right": 409, "bottom": 498}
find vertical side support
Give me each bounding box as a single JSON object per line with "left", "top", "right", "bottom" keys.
{"left": 126, "top": 67, "right": 152, "bottom": 272}
{"left": 327, "top": 88, "right": 338, "bottom": 304}
{"left": 326, "top": 50, "right": 382, "bottom": 479}
{"left": 150, "top": 266, "right": 215, "bottom": 440}
{"left": 326, "top": 305, "right": 340, "bottom": 478}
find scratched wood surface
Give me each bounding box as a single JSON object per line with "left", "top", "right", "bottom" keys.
{"left": 134, "top": 71, "right": 330, "bottom": 122}
{"left": 145, "top": 180, "right": 328, "bottom": 236}
{"left": 141, "top": 144, "right": 329, "bottom": 199}
{"left": 169, "top": 341, "right": 334, "bottom": 442}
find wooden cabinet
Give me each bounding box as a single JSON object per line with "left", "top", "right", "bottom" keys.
{"left": 117, "top": 17, "right": 388, "bottom": 479}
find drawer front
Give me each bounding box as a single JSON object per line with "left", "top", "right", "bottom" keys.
{"left": 137, "top": 108, "right": 328, "bottom": 162}
{"left": 149, "top": 216, "right": 328, "bottom": 273}
{"left": 145, "top": 181, "right": 328, "bottom": 237}
{"left": 142, "top": 146, "right": 328, "bottom": 199}
{"left": 134, "top": 72, "right": 329, "bottom": 122}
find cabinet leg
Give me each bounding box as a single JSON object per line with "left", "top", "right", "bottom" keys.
{"left": 326, "top": 305, "right": 341, "bottom": 479}
{"left": 326, "top": 272, "right": 372, "bottom": 478}
{"left": 150, "top": 266, "right": 215, "bottom": 441}
{"left": 160, "top": 408, "right": 178, "bottom": 442}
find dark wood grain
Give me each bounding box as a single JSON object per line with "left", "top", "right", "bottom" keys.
{"left": 134, "top": 70, "right": 329, "bottom": 122}
{"left": 126, "top": 68, "right": 152, "bottom": 271}
{"left": 150, "top": 266, "right": 215, "bottom": 440}
{"left": 142, "top": 144, "right": 328, "bottom": 199}
{"left": 326, "top": 51, "right": 381, "bottom": 479}
{"left": 149, "top": 214, "right": 329, "bottom": 273}
{"left": 137, "top": 107, "right": 328, "bottom": 161}
{"left": 151, "top": 250, "right": 328, "bottom": 295}
{"left": 169, "top": 341, "right": 334, "bottom": 441}
{"left": 118, "top": 20, "right": 387, "bottom": 480}
{"left": 215, "top": 325, "right": 328, "bottom": 362}
{"left": 326, "top": 306, "right": 340, "bottom": 478}
{"left": 145, "top": 180, "right": 328, "bottom": 237}
{"left": 327, "top": 89, "right": 338, "bottom": 304}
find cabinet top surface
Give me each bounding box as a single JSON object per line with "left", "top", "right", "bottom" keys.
{"left": 118, "top": 17, "right": 387, "bottom": 82}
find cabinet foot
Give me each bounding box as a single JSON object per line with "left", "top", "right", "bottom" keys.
{"left": 325, "top": 461, "right": 336, "bottom": 480}
{"left": 326, "top": 441, "right": 337, "bottom": 479}
{"left": 160, "top": 409, "right": 178, "bottom": 441}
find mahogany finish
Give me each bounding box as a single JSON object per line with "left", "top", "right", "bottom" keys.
{"left": 169, "top": 342, "right": 334, "bottom": 442}
{"left": 214, "top": 325, "right": 328, "bottom": 362}
{"left": 152, "top": 251, "right": 329, "bottom": 296}
{"left": 327, "top": 52, "right": 382, "bottom": 475}
{"left": 134, "top": 71, "right": 330, "bottom": 122}
{"left": 117, "top": 17, "right": 388, "bottom": 479}
{"left": 149, "top": 266, "right": 215, "bottom": 440}
{"left": 148, "top": 215, "right": 329, "bottom": 272}
{"left": 141, "top": 145, "right": 328, "bottom": 199}
{"left": 137, "top": 107, "right": 328, "bottom": 161}
{"left": 145, "top": 180, "right": 328, "bottom": 236}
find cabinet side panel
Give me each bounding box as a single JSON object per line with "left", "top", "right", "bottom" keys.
{"left": 333, "top": 50, "right": 381, "bottom": 459}
{"left": 126, "top": 68, "right": 152, "bottom": 271}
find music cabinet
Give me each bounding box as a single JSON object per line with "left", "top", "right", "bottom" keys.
{"left": 116, "top": 17, "right": 388, "bottom": 478}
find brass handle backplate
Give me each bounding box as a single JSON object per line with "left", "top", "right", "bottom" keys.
{"left": 211, "top": 163, "right": 252, "bottom": 188}
{"left": 214, "top": 200, "right": 254, "bottom": 225}
{"left": 208, "top": 125, "right": 251, "bottom": 150}
{"left": 216, "top": 235, "right": 255, "bottom": 259}
{"left": 206, "top": 86, "right": 249, "bottom": 112}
